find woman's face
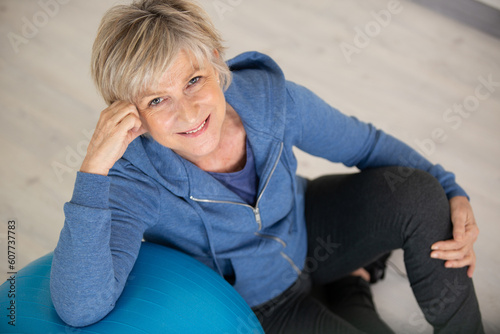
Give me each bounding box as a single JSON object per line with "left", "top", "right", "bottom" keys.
{"left": 136, "top": 50, "right": 227, "bottom": 164}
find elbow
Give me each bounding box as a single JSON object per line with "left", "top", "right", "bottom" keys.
{"left": 50, "top": 280, "right": 115, "bottom": 327}
{"left": 54, "top": 310, "right": 100, "bottom": 328}
{"left": 51, "top": 295, "right": 115, "bottom": 328}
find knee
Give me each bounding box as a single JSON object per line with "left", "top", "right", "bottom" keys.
{"left": 382, "top": 165, "right": 445, "bottom": 196}
{"left": 379, "top": 166, "right": 449, "bottom": 217}
{"left": 408, "top": 168, "right": 449, "bottom": 210}
{"left": 382, "top": 166, "right": 452, "bottom": 238}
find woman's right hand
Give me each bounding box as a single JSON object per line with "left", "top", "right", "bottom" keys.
{"left": 80, "top": 101, "right": 147, "bottom": 176}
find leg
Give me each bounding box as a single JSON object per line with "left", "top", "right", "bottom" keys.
{"left": 311, "top": 275, "right": 394, "bottom": 334}
{"left": 304, "top": 167, "right": 484, "bottom": 333}
{"left": 252, "top": 273, "right": 365, "bottom": 334}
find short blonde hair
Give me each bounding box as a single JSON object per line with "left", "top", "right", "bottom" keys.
{"left": 91, "top": 0, "right": 231, "bottom": 105}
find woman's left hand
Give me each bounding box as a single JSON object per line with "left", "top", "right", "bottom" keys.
{"left": 430, "top": 196, "right": 479, "bottom": 278}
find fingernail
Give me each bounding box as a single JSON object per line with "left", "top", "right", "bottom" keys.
{"left": 431, "top": 252, "right": 438, "bottom": 258}
{"left": 445, "top": 262, "right": 452, "bottom": 268}
{"left": 431, "top": 245, "right": 439, "bottom": 250}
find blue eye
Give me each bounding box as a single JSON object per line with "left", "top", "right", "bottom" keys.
{"left": 188, "top": 76, "right": 201, "bottom": 86}
{"left": 150, "top": 97, "right": 163, "bottom": 106}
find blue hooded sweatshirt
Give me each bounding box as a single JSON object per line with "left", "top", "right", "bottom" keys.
{"left": 50, "top": 52, "right": 467, "bottom": 327}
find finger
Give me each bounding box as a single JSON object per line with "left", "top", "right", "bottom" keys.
{"left": 89, "top": 114, "right": 139, "bottom": 158}
{"left": 467, "top": 262, "right": 475, "bottom": 277}
{"left": 431, "top": 247, "right": 471, "bottom": 261}
{"left": 125, "top": 105, "right": 148, "bottom": 136}
{"left": 467, "top": 257, "right": 476, "bottom": 278}
{"left": 431, "top": 238, "right": 467, "bottom": 251}
{"left": 128, "top": 116, "right": 148, "bottom": 139}
{"left": 431, "top": 223, "right": 479, "bottom": 251}
{"left": 133, "top": 125, "right": 148, "bottom": 136}
{"left": 432, "top": 239, "right": 471, "bottom": 251}
{"left": 95, "top": 104, "right": 141, "bottom": 142}
{"left": 112, "top": 113, "right": 141, "bottom": 136}
{"left": 465, "top": 222, "right": 480, "bottom": 243}
{"left": 443, "top": 252, "right": 474, "bottom": 270}
{"left": 96, "top": 101, "right": 133, "bottom": 126}
{"left": 108, "top": 103, "right": 140, "bottom": 125}
{"left": 451, "top": 211, "right": 466, "bottom": 243}
{"left": 117, "top": 113, "right": 147, "bottom": 144}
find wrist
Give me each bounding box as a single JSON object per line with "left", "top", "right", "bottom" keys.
{"left": 80, "top": 159, "right": 110, "bottom": 176}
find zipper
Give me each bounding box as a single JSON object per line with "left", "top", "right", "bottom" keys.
{"left": 190, "top": 142, "right": 300, "bottom": 274}
{"left": 189, "top": 197, "right": 263, "bottom": 230}
{"left": 254, "top": 232, "right": 286, "bottom": 247}
{"left": 190, "top": 142, "right": 284, "bottom": 232}
{"left": 280, "top": 252, "right": 302, "bottom": 275}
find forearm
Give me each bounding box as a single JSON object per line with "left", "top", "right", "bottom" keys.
{"left": 50, "top": 173, "right": 123, "bottom": 327}
{"left": 286, "top": 80, "right": 468, "bottom": 199}
{"left": 354, "top": 129, "right": 468, "bottom": 199}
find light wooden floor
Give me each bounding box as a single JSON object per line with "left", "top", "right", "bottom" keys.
{"left": 1, "top": 0, "right": 499, "bottom": 332}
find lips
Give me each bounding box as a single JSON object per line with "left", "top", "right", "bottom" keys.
{"left": 178, "top": 115, "right": 210, "bottom": 137}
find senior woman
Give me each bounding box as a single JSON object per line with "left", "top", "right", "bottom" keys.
{"left": 50, "top": 0, "right": 484, "bottom": 333}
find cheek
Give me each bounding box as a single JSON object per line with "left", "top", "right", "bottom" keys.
{"left": 143, "top": 112, "right": 177, "bottom": 134}
{"left": 198, "top": 84, "right": 225, "bottom": 107}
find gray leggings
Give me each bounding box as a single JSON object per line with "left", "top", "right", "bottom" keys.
{"left": 252, "top": 167, "right": 484, "bottom": 334}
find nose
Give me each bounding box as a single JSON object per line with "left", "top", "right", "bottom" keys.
{"left": 177, "top": 98, "right": 200, "bottom": 124}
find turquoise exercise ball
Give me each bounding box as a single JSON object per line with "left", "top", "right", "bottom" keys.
{"left": 0, "top": 242, "right": 264, "bottom": 333}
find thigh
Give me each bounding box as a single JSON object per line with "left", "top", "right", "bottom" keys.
{"left": 260, "top": 295, "right": 364, "bottom": 334}
{"left": 304, "top": 166, "right": 448, "bottom": 284}
{"left": 304, "top": 167, "right": 484, "bottom": 332}
{"left": 253, "top": 274, "right": 364, "bottom": 334}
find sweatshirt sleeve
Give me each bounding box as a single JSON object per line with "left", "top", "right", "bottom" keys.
{"left": 50, "top": 168, "right": 159, "bottom": 327}
{"left": 285, "top": 80, "right": 468, "bottom": 200}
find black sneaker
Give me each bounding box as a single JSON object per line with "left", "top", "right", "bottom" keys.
{"left": 363, "top": 252, "right": 392, "bottom": 284}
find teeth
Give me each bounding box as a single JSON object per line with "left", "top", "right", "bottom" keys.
{"left": 185, "top": 120, "right": 206, "bottom": 134}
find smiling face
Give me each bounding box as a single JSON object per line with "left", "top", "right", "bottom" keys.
{"left": 136, "top": 50, "right": 228, "bottom": 165}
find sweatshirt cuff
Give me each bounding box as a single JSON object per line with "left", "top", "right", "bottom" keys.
{"left": 70, "top": 172, "right": 111, "bottom": 209}
{"left": 446, "top": 187, "right": 470, "bottom": 201}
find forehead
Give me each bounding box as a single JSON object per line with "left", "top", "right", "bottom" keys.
{"left": 137, "top": 50, "right": 208, "bottom": 102}
{"left": 166, "top": 51, "right": 200, "bottom": 80}
{"left": 160, "top": 51, "right": 208, "bottom": 86}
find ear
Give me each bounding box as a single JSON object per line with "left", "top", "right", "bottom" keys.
{"left": 212, "top": 48, "right": 220, "bottom": 59}
{"left": 210, "top": 49, "right": 222, "bottom": 87}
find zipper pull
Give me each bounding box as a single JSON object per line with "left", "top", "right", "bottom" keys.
{"left": 253, "top": 207, "right": 262, "bottom": 230}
